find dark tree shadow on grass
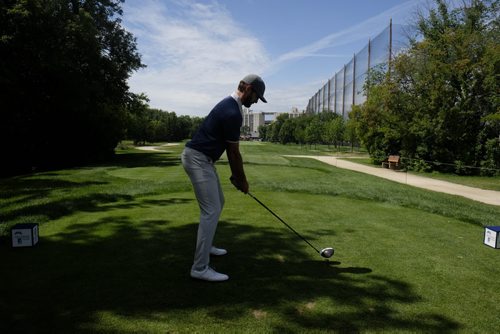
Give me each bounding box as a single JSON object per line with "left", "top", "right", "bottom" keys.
{"left": 0, "top": 178, "right": 108, "bottom": 205}
{"left": 0, "top": 151, "right": 185, "bottom": 233}
{"left": 0, "top": 216, "right": 461, "bottom": 333}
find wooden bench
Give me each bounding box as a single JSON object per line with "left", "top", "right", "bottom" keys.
{"left": 382, "top": 155, "right": 400, "bottom": 169}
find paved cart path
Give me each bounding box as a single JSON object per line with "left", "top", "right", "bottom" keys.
{"left": 135, "top": 143, "right": 180, "bottom": 152}
{"left": 286, "top": 155, "right": 500, "bottom": 206}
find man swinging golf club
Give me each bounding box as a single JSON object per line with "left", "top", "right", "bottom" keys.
{"left": 181, "top": 74, "right": 267, "bottom": 282}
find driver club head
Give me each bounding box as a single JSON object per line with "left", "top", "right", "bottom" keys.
{"left": 320, "top": 247, "right": 334, "bottom": 258}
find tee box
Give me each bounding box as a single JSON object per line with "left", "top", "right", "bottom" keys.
{"left": 484, "top": 226, "right": 500, "bottom": 249}
{"left": 11, "top": 223, "right": 39, "bottom": 247}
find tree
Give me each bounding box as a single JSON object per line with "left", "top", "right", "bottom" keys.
{"left": 125, "top": 93, "right": 150, "bottom": 145}
{"left": 304, "top": 115, "right": 323, "bottom": 147}
{"left": 271, "top": 113, "right": 289, "bottom": 143}
{"left": 258, "top": 125, "right": 268, "bottom": 141}
{"left": 278, "top": 118, "right": 296, "bottom": 144}
{"left": 177, "top": 115, "right": 195, "bottom": 141}
{"left": 350, "top": 0, "right": 499, "bottom": 173}
{"left": 324, "top": 115, "right": 345, "bottom": 149}
{"left": 0, "top": 0, "right": 143, "bottom": 175}
{"left": 344, "top": 119, "right": 360, "bottom": 152}
{"left": 186, "top": 116, "right": 203, "bottom": 139}
{"left": 125, "top": 106, "right": 200, "bottom": 144}
{"left": 293, "top": 115, "right": 311, "bottom": 146}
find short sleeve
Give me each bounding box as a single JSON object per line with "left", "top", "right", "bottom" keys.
{"left": 224, "top": 111, "right": 242, "bottom": 143}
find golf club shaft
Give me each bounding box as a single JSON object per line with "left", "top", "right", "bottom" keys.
{"left": 247, "top": 192, "right": 321, "bottom": 253}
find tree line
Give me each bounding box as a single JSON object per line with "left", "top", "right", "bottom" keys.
{"left": 259, "top": 112, "right": 356, "bottom": 150}
{"left": 125, "top": 94, "right": 203, "bottom": 145}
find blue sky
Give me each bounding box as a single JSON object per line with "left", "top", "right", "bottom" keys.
{"left": 122, "top": 0, "right": 439, "bottom": 117}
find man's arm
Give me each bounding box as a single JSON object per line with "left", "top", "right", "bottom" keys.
{"left": 226, "top": 141, "right": 249, "bottom": 193}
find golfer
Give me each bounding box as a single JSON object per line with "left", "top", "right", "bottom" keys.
{"left": 181, "top": 74, "right": 267, "bottom": 282}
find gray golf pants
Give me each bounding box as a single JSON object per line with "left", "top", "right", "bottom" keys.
{"left": 181, "top": 147, "right": 225, "bottom": 271}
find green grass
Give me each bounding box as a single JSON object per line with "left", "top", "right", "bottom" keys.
{"left": 1, "top": 142, "right": 499, "bottom": 333}
{"left": 341, "top": 157, "right": 500, "bottom": 191}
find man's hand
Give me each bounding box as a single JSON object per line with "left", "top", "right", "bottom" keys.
{"left": 230, "top": 176, "right": 249, "bottom": 194}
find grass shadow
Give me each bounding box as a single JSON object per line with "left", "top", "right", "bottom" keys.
{"left": 0, "top": 177, "right": 119, "bottom": 234}
{"left": 0, "top": 150, "right": 186, "bottom": 235}
{"left": 0, "top": 217, "right": 461, "bottom": 333}
{"left": 0, "top": 178, "right": 107, "bottom": 202}
{"left": 1, "top": 193, "right": 136, "bottom": 223}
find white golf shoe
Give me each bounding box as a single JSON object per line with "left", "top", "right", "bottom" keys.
{"left": 210, "top": 246, "right": 227, "bottom": 256}
{"left": 190, "top": 267, "right": 229, "bottom": 282}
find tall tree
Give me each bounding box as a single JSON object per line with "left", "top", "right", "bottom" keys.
{"left": 0, "top": 0, "right": 143, "bottom": 175}
{"left": 305, "top": 115, "right": 323, "bottom": 146}
{"left": 350, "top": 0, "right": 499, "bottom": 174}
{"left": 278, "top": 117, "right": 296, "bottom": 144}
{"left": 324, "top": 115, "right": 345, "bottom": 149}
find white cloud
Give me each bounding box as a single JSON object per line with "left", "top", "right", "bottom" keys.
{"left": 123, "top": 0, "right": 270, "bottom": 116}
{"left": 267, "top": 1, "right": 418, "bottom": 76}
{"left": 123, "top": 0, "right": 428, "bottom": 116}
{"left": 261, "top": 0, "right": 428, "bottom": 112}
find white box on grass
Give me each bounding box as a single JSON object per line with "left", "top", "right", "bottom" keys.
{"left": 11, "top": 223, "right": 39, "bottom": 247}
{"left": 484, "top": 226, "right": 500, "bottom": 249}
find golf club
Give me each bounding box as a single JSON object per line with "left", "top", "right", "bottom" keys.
{"left": 247, "top": 192, "right": 334, "bottom": 258}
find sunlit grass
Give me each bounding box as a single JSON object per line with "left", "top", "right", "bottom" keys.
{"left": 1, "top": 141, "right": 499, "bottom": 333}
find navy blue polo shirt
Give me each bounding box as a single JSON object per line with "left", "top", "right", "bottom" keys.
{"left": 186, "top": 95, "right": 242, "bottom": 161}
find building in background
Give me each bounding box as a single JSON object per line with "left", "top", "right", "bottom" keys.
{"left": 288, "top": 107, "right": 303, "bottom": 119}
{"left": 242, "top": 107, "right": 304, "bottom": 139}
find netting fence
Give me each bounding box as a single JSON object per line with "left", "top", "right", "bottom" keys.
{"left": 306, "top": 21, "right": 409, "bottom": 118}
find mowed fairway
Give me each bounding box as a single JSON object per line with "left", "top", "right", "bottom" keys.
{"left": 1, "top": 142, "right": 499, "bottom": 333}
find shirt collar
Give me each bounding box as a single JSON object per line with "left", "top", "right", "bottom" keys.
{"left": 230, "top": 91, "right": 242, "bottom": 112}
